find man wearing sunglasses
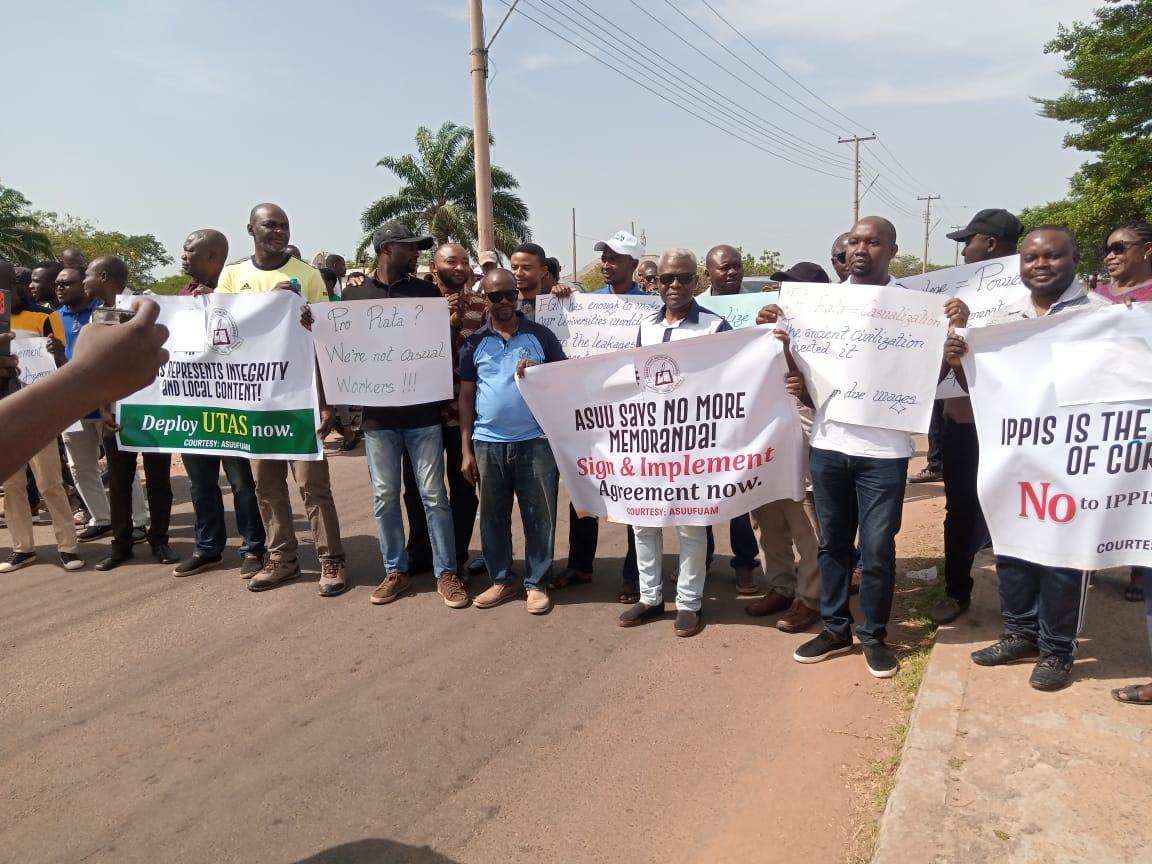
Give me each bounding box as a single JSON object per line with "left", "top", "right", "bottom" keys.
{"left": 459, "top": 268, "right": 567, "bottom": 615}
{"left": 619, "top": 249, "right": 732, "bottom": 639}
{"left": 830, "top": 233, "right": 851, "bottom": 283}
{"left": 637, "top": 260, "right": 659, "bottom": 294}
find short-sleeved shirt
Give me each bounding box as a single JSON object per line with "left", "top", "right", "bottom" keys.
{"left": 58, "top": 298, "right": 103, "bottom": 359}
{"left": 595, "top": 282, "right": 647, "bottom": 296}
{"left": 442, "top": 288, "right": 489, "bottom": 427}
{"left": 1095, "top": 278, "right": 1152, "bottom": 305}
{"left": 459, "top": 314, "right": 566, "bottom": 443}
{"left": 12, "top": 305, "right": 65, "bottom": 341}
{"left": 987, "top": 279, "right": 1110, "bottom": 325}
{"left": 217, "top": 255, "right": 328, "bottom": 304}
{"left": 636, "top": 300, "right": 731, "bottom": 346}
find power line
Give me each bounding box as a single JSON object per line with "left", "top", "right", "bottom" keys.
{"left": 536, "top": 0, "right": 851, "bottom": 171}
{"left": 497, "top": 1, "right": 850, "bottom": 180}
{"left": 876, "top": 137, "right": 926, "bottom": 190}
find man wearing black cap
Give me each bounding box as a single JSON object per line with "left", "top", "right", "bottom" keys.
{"left": 930, "top": 209, "right": 1023, "bottom": 624}
{"left": 343, "top": 223, "right": 469, "bottom": 609}
{"left": 770, "top": 262, "right": 832, "bottom": 285}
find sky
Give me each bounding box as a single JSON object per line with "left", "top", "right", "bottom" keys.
{"left": 3, "top": 0, "right": 1101, "bottom": 278}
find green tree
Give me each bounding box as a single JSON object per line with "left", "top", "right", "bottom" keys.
{"left": 889, "top": 254, "right": 947, "bottom": 278}
{"left": 0, "top": 185, "right": 53, "bottom": 265}
{"left": 741, "top": 249, "right": 783, "bottom": 276}
{"left": 37, "top": 214, "right": 174, "bottom": 292}
{"left": 1021, "top": 0, "right": 1152, "bottom": 272}
{"left": 150, "top": 274, "right": 189, "bottom": 296}
{"left": 360, "top": 122, "right": 531, "bottom": 260}
{"left": 578, "top": 266, "right": 606, "bottom": 292}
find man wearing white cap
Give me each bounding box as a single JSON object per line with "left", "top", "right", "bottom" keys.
{"left": 593, "top": 230, "right": 648, "bottom": 296}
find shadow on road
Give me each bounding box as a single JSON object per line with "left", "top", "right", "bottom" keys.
{"left": 291, "top": 839, "right": 459, "bottom": 864}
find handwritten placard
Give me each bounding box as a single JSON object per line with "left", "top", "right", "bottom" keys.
{"left": 778, "top": 282, "right": 950, "bottom": 433}
{"left": 536, "top": 293, "right": 662, "bottom": 358}
{"left": 699, "top": 291, "right": 779, "bottom": 329}
{"left": 12, "top": 333, "right": 57, "bottom": 388}
{"left": 311, "top": 297, "right": 453, "bottom": 407}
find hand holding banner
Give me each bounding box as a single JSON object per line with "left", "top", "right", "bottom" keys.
{"left": 518, "top": 327, "right": 806, "bottom": 527}
{"left": 311, "top": 298, "right": 453, "bottom": 407}
{"left": 535, "top": 293, "right": 661, "bottom": 358}
{"left": 12, "top": 333, "right": 57, "bottom": 388}
{"left": 779, "top": 282, "right": 950, "bottom": 433}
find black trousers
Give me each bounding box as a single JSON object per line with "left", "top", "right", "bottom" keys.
{"left": 941, "top": 419, "right": 988, "bottom": 603}
{"left": 103, "top": 433, "right": 172, "bottom": 553}
{"left": 403, "top": 423, "right": 478, "bottom": 572}
{"left": 567, "top": 505, "right": 640, "bottom": 591}
{"left": 925, "top": 399, "right": 946, "bottom": 471}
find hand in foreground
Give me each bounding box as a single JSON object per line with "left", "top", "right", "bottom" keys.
{"left": 100, "top": 405, "right": 120, "bottom": 433}
{"left": 551, "top": 282, "right": 575, "bottom": 298}
{"left": 756, "top": 303, "right": 785, "bottom": 326}
{"left": 317, "top": 405, "right": 335, "bottom": 438}
{"left": 944, "top": 298, "right": 969, "bottom": 330}
{"left": 300, "top": 304, "right": 314, "bottom": 330}
{"left": 70, "top": 298, "right": 169, "bottom": 404}
{"left": 516, "top": 358, "right": 537, "bottom": 378}
{"left": 461, "top": 452, "right": 479, "bottom": 485}
{"left": 943, "top": 334, "right": 969, "bottom": 368}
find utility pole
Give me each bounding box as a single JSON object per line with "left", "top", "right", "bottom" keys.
{"left": 839, "top": 134, "right": 876, "bottom": 224}
{"left": 950, "top": 226, "right": 963, "bottom": 265}
{"left": 469, "top": 0, "right": 495, "bottom": 253}
{"left": 571, "top": 208, "right": 577, "bottom": 282}
{"left": 917, "top": 194, "right": 941, "bottom": 274}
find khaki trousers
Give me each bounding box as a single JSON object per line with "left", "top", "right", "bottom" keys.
{"left": 3, "top": 441, "right": 79, "bottom": 554}
{"left": 254, "top": 458, "right": 343, "bottom": 562}
{"left": 749, "top": 494, "right": 821, "bottom": 609}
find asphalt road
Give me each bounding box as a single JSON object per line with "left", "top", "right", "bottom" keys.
{"left": 1, "top": 445, "right": 905, "bottom": 864}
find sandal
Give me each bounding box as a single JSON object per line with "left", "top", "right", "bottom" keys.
{"left": 618, "top": 588, "right": 641, "bottom": 604}
{"left": 1111, "top": 683, "right": 1152, "bottom": 705}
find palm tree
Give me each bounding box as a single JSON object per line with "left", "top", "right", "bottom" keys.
{"left": 360, "top": 122, "right": 530, "bottom": 260}
{"left": 0, "top": 185, "right": 53, "bottom": 265}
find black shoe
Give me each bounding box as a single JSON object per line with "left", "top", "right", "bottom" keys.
{"left": 59, "top": 552, "right": 85, "bottom": 571}
{"left": 339, "top": 437, "right": 359, "bottom": 452}
{"left": 466, "top": 556, "right": 487, "bottom": 576}
{"left": 794, "top": 629, "right": 854, "bottom": 664}
{"left": 971, "top": 633, "right": 1039, "bottom": 667}
{"left": 931, "top": 596, "right": 971, "bottom": 625}
{"left": 131, "top": 526, "right": 148, "bottom": 545}
{"left": 618, "top": 601, "right": 666, "bottom": 627}
{"left": 173, "top": 553, "right": 222, "bottom": 577}
{"left": 240, "top": 553, "right": 264, "bottom": 578}
{"left": 863, "top": 642, "right": 899, "bottom": 678}
{"left": 1029, "top": 654, "right": 1073, "bottom": 691}
{"left": 674, "top": 609, "right": 703, "bottom": 637}
{"left": 77, "top": 524, "right": 113, "bottom": 542}
{"left": 0, "top": 551, "right": 37, "bottom": 573}
{"left": 152, "top": 544, "right": 178, "bottom": 565}
{"left": 95, "top": 549, "right": 134, "bottom": 571}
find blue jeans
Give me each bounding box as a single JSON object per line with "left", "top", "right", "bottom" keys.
{"left": 364, "top": 425, "right": 456, "bottom": 577}
{"left": 475, "top": 437, "right": 559, "bottom": 591}
{"left": 1139, "top": 567, "right": 1152, "bottom": 656}
{"left": 810, "top": 447, "right": 909, "bottom": 644}
{"left": 184, "top": 453, "right": 265, "bottom": 558}
{"left": 996, "top": 556, "right": 1088, "bottom": 658}
{"left": 705, "top": 514, "right": 761, "bottom": 570}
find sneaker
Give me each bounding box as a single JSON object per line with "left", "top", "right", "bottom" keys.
{"left": 1029, "top": 654, "right": 1074, "bottom": 691}
{"left": 173, "top": 553, "right": 223, "bottom": 577}
{"left": 908, "top": 466, "right": 943, "bottom": 484}
{"left": 59, "top": 552, "right": 84, "bottom": 571}
{"left": 931, "top": 596, "right": 970, "bottom": 625}
{"left": 863, "top": 642, "right": 899, "bottom": 678}
{"left": 248, "top": 558, "right": 300, "bottom": 592}
{"left": 473, "top": 582, "right": 519, "bottom": 609}
{"left": 794, "top": 630, "right": 854, "bottom": 664}
{"left": 674, "top": 609, "right": 703, "bottom": 637}
{"left": 240, "top": 553, "right": 264, "bottom": 578}
{"left": 776, "top": 600, "right": 821, "bottom": 633}
{"left": 131, "top": 526, "right": 148, "bottom": 545}
{"left": 77, "top": 524, "right": 112, "bottom": 542}
{"left": 734, "top": 566, "right": 758, "bottom": 595}
{"left": 369, "top": 571, "right": 411, "bottom": 605}
{"left": 0, "top": 551, "right": 37, "bottom": 572}
{"left": 73, "top": 509, "right": 90, "bottom": 527}
{"left": 618, "top": 601, "right": 666, "bottom": 627}
{"left": 526, "top": 588, "right": 552, "bottom": 615}
{"left": 437, "top": 573, "right": 471, "bottom": 608}
{"left": 971, "top": 633, "right": 1039, "bottom": 667}
{"left": 318, "top": 558, "right": 349, "bottom": 597}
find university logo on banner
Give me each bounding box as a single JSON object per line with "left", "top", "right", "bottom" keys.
{"left": 518, "top": 327, "right": 806, "bottom": 527}
{"left": 117, "top": 293, "right": 321, "bottom": 460}
{"left": 964, "top": 303, "right": 1152, "bottom": 569}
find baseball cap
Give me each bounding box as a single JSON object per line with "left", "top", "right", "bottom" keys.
{"left": 478, "top": 250, "right": 500, "bottom": 267}
{"left": 770, "top": 262, "right": 831, "bottom": 283}
{"left": 594, "top": 230, "right": 645, "bottom": 261}
{"left": 371, "top": 221, "right": 435, "bottom": 253}
{"left": 945, "top": 209, "right": 1022, "bottom": 243}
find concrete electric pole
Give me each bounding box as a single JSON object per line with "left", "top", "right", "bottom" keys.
{"left": 469, "top": 0, "right": 495, "bottom": 254}
{"left": 839, "top": 134, "right": 876, "bottom": 224}
{"left": 917, "top": 194, "right": 941, "bottom": 274}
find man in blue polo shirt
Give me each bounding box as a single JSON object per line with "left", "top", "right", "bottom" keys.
{"left": 459, "top": 268, "right": 567, "bottom": 615}
{"left": 593, "top": 230, "right": 647, "bottom": 295}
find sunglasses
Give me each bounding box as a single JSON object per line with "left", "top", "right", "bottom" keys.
{"left": 833, "top": 252, "right": 847, "bottom": 264}
{"left": 54, "top": 279, "right": 80, "bottom": 288}
{"left": 1102, "top": 240, "right": 1143, "bottom": 257}
{"left": 640, "top": 273, "right": 658, "bottom": 281}
{"left": 484, "top": 289, "right": 518, "bottom": 304}
{"left": 658, "top": 272, "right": 697, "bottom": 286}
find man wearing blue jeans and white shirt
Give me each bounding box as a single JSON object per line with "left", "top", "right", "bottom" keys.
{"left": 618, "top": 248, "right": 732, "bottom": 638}
{"left": 760, "top": 217, "right": 968, "bottom": 677}
{"left": 459, "top": 268, "right": 567, "bottom": 615}
{"left": 343, "top": 222, "right": 470, "bottom": 610}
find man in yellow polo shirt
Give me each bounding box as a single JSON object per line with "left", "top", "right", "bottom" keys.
{"left": 216, "top": 202, "right": 347, "bottom": 596}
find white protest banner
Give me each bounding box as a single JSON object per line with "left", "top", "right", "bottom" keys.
{"left": 310, "top": 298, "right": 453, "bottom": 407}
{"left": 778, "top": 282, "right": 950, "bottom": 433}
{"left": 12, "top": 333, "right": 57, "bottom": 388}
{"left": 700, "top": 291, "right": 779, "bottom": 329}
{"left": 518, "top": 327, "right": 806, "bottom": 527}
{"left": 117, "top": 293, "right": 321, "bottom": 460}
{"left": 535, "top": 293, "right": 661, "bottom": 358}
{"left": 901, "top": 256, "right": 1029, "bottom": 397}
{"left": 964, "top": 304, "right": 1152, "bottom": 569}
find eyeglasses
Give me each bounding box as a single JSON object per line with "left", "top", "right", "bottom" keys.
{"left": 658, "top": 272, "right": 697, "bottom": 286}
{"left": 54, "top": 279, "right": 80, "bottom": 288}
{"left": 639, "top": 273, "right": 658, "bottom": 282}
{"left": 1102, "top": 240, "right": 1143, "bottom": 257}
{"left": 484, "top": 289, "right": 518, "bottom": 304}
{"left": 833, "top": 252, "right": 847, "bottom": 264}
